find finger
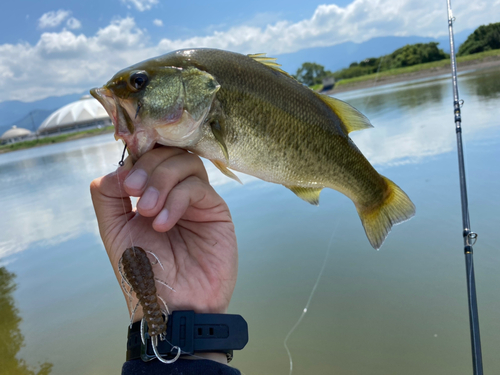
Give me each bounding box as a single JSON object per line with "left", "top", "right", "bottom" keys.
{"left": 122, "top": 147, "right": 189, "bottom": 197}
{"left": 152, "top": 176, "right": 223, "bottom": 232}
{"left": 134, "top": 152, "right": 209, "bottom": 218}
{"left": 90, "top": 158, "right": 134, "bottom": 231}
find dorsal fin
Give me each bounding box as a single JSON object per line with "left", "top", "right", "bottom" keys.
{"left": 248, "top": 53, "right": 294, "bottom": 79}
{"left": 316, "top": 93, "right": 374, "bottom": 134}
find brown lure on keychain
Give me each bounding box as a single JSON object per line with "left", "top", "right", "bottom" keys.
{"left": 120, "top": 246, "right": 167, "bottom": 337}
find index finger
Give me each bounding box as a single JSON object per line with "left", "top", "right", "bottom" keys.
{"left": 123, "top": 147, "right": 209, "bottom": 197}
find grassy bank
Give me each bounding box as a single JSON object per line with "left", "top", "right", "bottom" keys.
{"left": 0, "top": 126, "right": 114, "bottom": 154}
{"left": 333, "top": 49, "right": 500, "bottom": 88}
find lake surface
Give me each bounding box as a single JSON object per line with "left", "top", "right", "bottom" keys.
{"left": 1, "top": 66, "right": 499, "bottom": 375}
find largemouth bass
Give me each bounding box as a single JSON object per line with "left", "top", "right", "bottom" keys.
{"left": 90, "top": 48, "right": 415, "bottom": 249}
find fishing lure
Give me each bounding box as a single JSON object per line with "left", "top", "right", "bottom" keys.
{"left": 119, "top": 246, "right": 180, "bottom": 363}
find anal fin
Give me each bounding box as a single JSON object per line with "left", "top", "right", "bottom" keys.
{"left": 211, "top": 160, "right": 242, "bottom": 184}
{"left": 287, "top": 186, "right": 323, "bottom": 206}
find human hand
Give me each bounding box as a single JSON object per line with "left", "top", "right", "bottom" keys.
{"left": 91, "top": 147, "right": 238, "bottom": 323}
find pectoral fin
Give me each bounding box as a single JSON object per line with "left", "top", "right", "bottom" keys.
{"left": 287, "top": 186, "right": 323, "bottom": 206}
{"left": 211, "top": 160, "right": 242, "bottom": 184}
{"left": 210, "top": 120, "right": 229, "bottom": 163}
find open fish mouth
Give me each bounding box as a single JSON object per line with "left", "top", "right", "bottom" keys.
{"left": 91, "top": 86, "right": 157, "bottom": 160}
{"left": 90, "top": 87, "right": 118, "bottom": 127}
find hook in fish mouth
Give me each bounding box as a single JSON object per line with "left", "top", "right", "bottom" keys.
{"left": 91, "top": 86, "right": 158, "bottom": 161}
{"left": 91, "top": 86, "right": 133, "bottom": 139}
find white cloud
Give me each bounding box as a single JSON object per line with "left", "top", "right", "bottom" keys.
{"left": 1, "top": 0, "right": 498, "bottom": 103}
{"left": 122, "top": 0, "right": 159, "bottom": 11}
{"left": 38, "top": 10, "right": 71, "bottom": 29}
{"left": 0, "top": 18, "right": 150, "bottom": 101}
{"left": 66, "top": 17, "right": 82, "bottom": 30}
{"left": 153, "top": 19, "right": 163, "bottom": 27}
{"left": 155, "top": 0, "right": 495, "bottom": 54}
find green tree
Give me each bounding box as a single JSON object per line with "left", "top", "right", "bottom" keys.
{"left": 0, "top": 267, "right": 53, "bottom": 375}
{"left": 332, "top": 57, "right": 380, "bottom": 80}
{"left": 382, "top": 42, "right": 448, "bottom": 69}
{"left": 294, "top": 62, "right": 333, "bottom": 86}
{"left": 458, "top": 22, "right": 500, "bottom": 56}
{"left": 331, "top": 42, "right": 448, "bottom": 81}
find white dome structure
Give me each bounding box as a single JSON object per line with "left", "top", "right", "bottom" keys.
{"left": 38, "top": 95, "right": 111, "bottom": 135}
{"left": 1, "top": 125, "right": 33, "bottom": 144}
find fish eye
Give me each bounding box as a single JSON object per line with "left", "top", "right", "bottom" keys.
{"left": 129, "top": 71, "right": 149, "bottom": 91}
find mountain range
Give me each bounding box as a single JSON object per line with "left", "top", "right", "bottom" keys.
{"left": 277, "top": 29, "right": 472, "bottom": 74}
{"left": 0, "top": 31, "right": 472, "bottom": 137}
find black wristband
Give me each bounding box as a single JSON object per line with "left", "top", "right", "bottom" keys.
{"left": 126, "top": 311, "right": 248, "bottom": 363}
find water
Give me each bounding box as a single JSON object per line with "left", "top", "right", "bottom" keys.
{"left": 1, "top": 67, "right": 499, "bottom": 375}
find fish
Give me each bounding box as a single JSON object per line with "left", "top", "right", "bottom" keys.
{"left": 90, "top": 48, "right": 415, "bottom": 249}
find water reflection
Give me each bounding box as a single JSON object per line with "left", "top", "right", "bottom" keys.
{"left": 0, "top": 267, "right": 52, "bottom": 375}
{"left": 345, "top": 77, "right": 447, "bottom": 115}
{"left": 0, "top": 137, "right": 123, "bottom": 259}
{"left": 461, "top": 67, "right": 500, "bottom": 100}
{"left": 0, "top": 136, "right": 254, "bottom": 259}
{"left": 338, "top": 73, "right": 500, "bottom": 167}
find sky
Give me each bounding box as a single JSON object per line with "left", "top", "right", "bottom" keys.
{"left": 0, "top": 0, "right": 498, "bottom": 103}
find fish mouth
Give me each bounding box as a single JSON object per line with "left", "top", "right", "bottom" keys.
{"left": 90, "top": 87, "right": 118, "bottom": 133}
{"left": 90, "top": 86, "right": 157, "bottom": 161}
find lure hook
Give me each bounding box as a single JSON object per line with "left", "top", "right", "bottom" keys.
{"left": 152, "top": 335, "right": 181, "bottom": 364}
{"left": 119, "top": 143, "right": 127, "bottom": 167}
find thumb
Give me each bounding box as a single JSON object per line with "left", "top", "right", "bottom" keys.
{"left": 90, "top": 157, "right": 134, "bottom": 239}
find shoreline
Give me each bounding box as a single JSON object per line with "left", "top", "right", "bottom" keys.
{"left": 327, "top": 54, "right": 500, "bottom": 94}
{"left": 0, "top": 127, "right": 114, "bottom": 155}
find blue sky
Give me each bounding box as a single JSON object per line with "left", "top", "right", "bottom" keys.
{"left": 0, "top": 0, "right": 497, "bottom": 103}
{"left": 2, "top": 0, "right": 353, "bottom": 45}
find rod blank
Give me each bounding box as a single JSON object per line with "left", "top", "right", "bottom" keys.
{"left": 446, "top": 1, "right": 483, "bottom": 374}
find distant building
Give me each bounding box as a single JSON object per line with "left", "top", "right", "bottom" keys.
{"left": 1, "top": 125, "right": 33, "bottom": 144}
{"left": 38, "top": 95, "right": 111, "bottom": 135}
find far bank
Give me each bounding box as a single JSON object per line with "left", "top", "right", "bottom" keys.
{"left": 328, "top": 49, "right": 500, "bottom": 94}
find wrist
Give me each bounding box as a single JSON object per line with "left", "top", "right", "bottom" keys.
{"left": 126, "top": 311, "right": 248, "bottom": 364}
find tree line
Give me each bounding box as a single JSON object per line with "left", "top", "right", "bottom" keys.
{"left": 294, "top": 22, "right": 500, "bottom": 87}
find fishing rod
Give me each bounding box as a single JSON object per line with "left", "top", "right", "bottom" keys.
{"left": 445, "top": 1, "right": 483, "bottom": 374}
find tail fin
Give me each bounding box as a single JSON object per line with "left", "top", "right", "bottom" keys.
{"left": 356, "top": 177, "right": 415, "bottom": 249}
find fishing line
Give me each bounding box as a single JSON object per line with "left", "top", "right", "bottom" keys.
{"left": 115, "top": 160, "right": 138, "bottom": 317}
{"left": 283, "top": 217, "right": 340, "bottom": 375}
{"left": 358, "top": 54, "right": 386, "bottom": 114}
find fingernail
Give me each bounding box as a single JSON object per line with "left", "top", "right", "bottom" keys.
{"left": 155, "top": 209, "right": 169, "bottom": 226}
{"left": 124, "top": 169, "right": 148, "bottom": 190}
{"left": 138, "top": 187, "right": 159, "bottom": 210}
